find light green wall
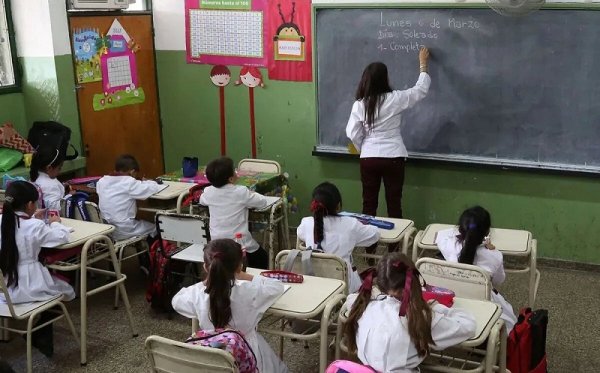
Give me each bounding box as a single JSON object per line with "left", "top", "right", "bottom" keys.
{"left": 0, "top": 93, "right": 26, "bottom": 134}
{"left": 156, "top": 50, "right": 600, "bottom": 264}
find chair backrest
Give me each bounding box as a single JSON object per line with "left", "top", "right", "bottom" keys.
{"left": 156, "top": 212, "right": 209, "bottom": 245}
{"left": 275, "top": 249, "right": 349, "bottom": 294}
{"left": 237, "top": 159, "right": 281, "bottom": 174}
{"left": 0, "top": 269, "right": 19, "bottom": 318}
{"left": 416, "top": 257, "right": 492, "bottom": 300}
{"left": 60, "top": 200, "right": 103, "bottom": 223}
{"left": 145, "top": 335, "right": 238, "bottom": 373}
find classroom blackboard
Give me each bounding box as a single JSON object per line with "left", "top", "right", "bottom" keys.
{"left": 315, "top": 7, "right": 600, "bottom": 172}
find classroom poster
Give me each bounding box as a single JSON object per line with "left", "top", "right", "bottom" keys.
{"left": 73, "top": 28, "right": 102, "bottom": 83}
{"left": 267, "top": 0, "right": 312, "bottom": 82}
{"left": 185, "top": 0, "right": 269, "bottom": 67}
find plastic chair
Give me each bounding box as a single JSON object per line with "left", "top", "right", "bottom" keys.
{"left": 0, "top": 270, "right": 79, "bottom": 373}
{"left": 145, "top": 335, "right": 238, "bottom": 373}
{"left": 237, "top": 158, "right": 281, "bottom": 174}
{"left": 155, "top": 212, "right": 209, "bottom": 263}
{"left": 415, "top": 257, "right": 492, "bottom": 301}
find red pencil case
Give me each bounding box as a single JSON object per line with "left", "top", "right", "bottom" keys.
{"left": 422, "top": 285, "right": 455, "bottom": 307}
{"left": 260, "top": 270, "right": 304, "bottom": 283}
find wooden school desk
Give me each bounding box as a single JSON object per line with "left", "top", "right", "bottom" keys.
{"left": 138, "top": 181, "right": 194, "bottom": 213}
{"left": 251, "top": 267, "right": 346, "bottom": 372}
{"left": 413, "top": 223, "right": 540, "bottom": 307}
{"left": 46, "top": 218, "right": 137, "bottom": 366}
{"left": 335, "top": 297, "right": 506, "bottom": 373}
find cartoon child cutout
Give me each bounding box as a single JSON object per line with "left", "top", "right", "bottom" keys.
{"left": 235, "top": 66, "right": 265, "bottom": 158}
{"left": 210, "top": 65, "right": 231, "bottom": 155}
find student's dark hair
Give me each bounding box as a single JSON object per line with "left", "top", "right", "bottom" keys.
{"left": 205, "top": 157, "right": 235, "bottom": 188}
{"left": 203, "top": 238, "right": 244, "bottom": 328}
{"left": 29, "top": 145, "right": 64, "bottom": 181}
{"left": 343, "top": 253, "right": 434, "bottom": 356}
{"left": 457, "top": 206, "right": 491, "bottom": 265}
{"left": 115, "top": 154, "right": 140, "bottom": 172}
{"left": 0, "top": 181, "right": 39, "bottom": 288}
{"left": 310, "top": 182, "right": 342, "bottom": 251}
{"left": 355, "top": 62, "right": 393, "bottom": 130}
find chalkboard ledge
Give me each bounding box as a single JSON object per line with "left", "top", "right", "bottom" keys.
{"left": 312, "top": 146, "right": 600, "bottom": 177}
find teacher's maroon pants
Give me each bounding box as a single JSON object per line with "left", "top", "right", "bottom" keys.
{"left": 360, "top": 157, "right": 406, "bottom": 218}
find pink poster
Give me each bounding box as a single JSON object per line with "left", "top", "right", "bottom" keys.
{"left": 185, "top": 0, "right": 268, "bottom": 67}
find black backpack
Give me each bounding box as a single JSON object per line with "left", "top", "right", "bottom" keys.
{"left": 28, "top": 121, "right": 79, "bottom": 161}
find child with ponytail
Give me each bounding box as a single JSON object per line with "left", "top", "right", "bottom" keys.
{"left": 30, "top": 145, "right": 69, "bottom": 211}
{"left": 343, "top": 253, "right": 476, "bottom": 372}
{"left": 0, "top": 181, "right": 74, "bottom": 303}
{"left": 435, "top": 205, "right": 518, "bottom": 331}
{"left": 297, "top": 182, "right": 380, "bottom": 293}
{"left": 172, "top": 239, "right": 288, "bottom": 373}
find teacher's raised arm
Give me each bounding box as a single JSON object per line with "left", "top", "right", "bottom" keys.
{"left": 345, "top": 47, "right": 431, "bottom": 252}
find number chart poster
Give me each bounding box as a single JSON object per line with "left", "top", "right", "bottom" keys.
{"left": 185, "top": 0, "right": 268, "bottom": 67}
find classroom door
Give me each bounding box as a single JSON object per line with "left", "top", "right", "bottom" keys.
{"left": 69, "top": 14, "right": 164, "bottom": 177}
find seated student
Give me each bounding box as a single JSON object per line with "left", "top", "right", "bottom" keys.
{"left": 96, "top": 154, "right": 164, "bottom": 241}
{"left": 200, "top": 157, "right": 271, "bottom": 269}
{"left": 0, "top": 181, "right": 75, "bottom": 357}
{"left": 435, "top": 206, "right": 518, "bottom": 332}
{"left": 297, "top": 182, "right": 380, "bottom": 293}
{"left": 30, "top": 145, "right": 71, "bottom": 212}
{"left": 172, "top": 239, "right": 288, "bottom": 373}
{"left": 344, "top": 253, "right": 476, "bottom": 372}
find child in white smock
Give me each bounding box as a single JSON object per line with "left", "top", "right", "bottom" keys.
{"left": 297, "top": 182, "right": 380, "bottom": 293}
{"left": 30, "top": 145, "right": 69, "bottom": 212}
{"left": 434, "top": 205, "right": 518, "bottom": 332}
{"left": 344, "top": 253, "right": 476, "bottom": 372}
{"left": 172, "top": 238, "right": 288, "bottom": 373}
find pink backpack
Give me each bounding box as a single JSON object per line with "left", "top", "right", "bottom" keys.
{"left": 186, "top": 329, "right": 258, "bottom": 373}
{"left": 326, "top": 360, "right": 377, "bottom": 373}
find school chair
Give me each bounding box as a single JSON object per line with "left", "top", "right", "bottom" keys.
{"left": 237, "top": 158, "right": 281, "bottom": 174}
{"left": 145, "top": 335, "right": 238, "bottom": 373}
{"left": 60, "top": 200, "right": 151, "bottom": 309}
{"left": 0, "top": 270, "right": 79, "bottom": 373}
{"left": 415, "top": 257, "right": 492, "bottom": 301}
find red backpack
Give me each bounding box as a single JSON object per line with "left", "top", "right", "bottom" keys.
{"left": 507, "top": 308, "right": 548, "bottom": 373}
{"left": 146, "top": 240, "right": 182, "bottom": 312}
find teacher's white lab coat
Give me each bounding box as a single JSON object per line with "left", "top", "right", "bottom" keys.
{"left": 96, "top": 175, "right": 164, "bottom": 241}
{"left": 435, "top": 228, "right": 518, "bottom": 331}
{"left": 297, "top": 215, "right": 380, "bottom": 293}
{"left": 33, "top": 172, "right": 65, "bottom": 211}
{"left": 345, "top": 293, "right": 476, "bottom": 372}
{"left": 0, "top": 213, "right": 75, "bottom": 303}
{"left": 172, "top": 275, "right": 289, "bottom": 373}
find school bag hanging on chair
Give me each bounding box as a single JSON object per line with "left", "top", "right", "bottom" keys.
{"left": 146, "top": 239, "right": 182, "bottom": 312}
{"left": 326, "top": 360, "right": 377, "bottom": 373}
{"left": 27, "top": 121, "right": 79, "bottom": 160}
{"left": 186, "top": 329, "right": 258, "bottom": 373}
{"left": 507, "top": 307, "right": 548, "bottom": 373}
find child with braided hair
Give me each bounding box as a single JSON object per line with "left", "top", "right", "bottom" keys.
{"left": 343, "top": 252, "right": 476, "bottom": 372}
{"left": 297, "top": 182, "right": 380, "bottom": 293}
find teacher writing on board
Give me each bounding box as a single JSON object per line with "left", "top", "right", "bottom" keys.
{"left": 346, "top": 46, "right": 430, "bottom": 250}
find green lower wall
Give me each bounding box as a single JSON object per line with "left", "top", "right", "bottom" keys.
{"left": 164, "top": 50, "right": 600, "bottom": 264}
{"left": 0, "top": 93, "right": 26, "bottom": 134}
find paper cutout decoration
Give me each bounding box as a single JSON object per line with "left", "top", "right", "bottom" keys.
{"left": 273, "top": 3, "right": 305, "bottom": 61}
{"left": 93, "top": 87, "right": 145, "bottom": 111}
{"left": 73, "top": 28, "right": 102, "bottom": 83}
{"left": 210, "top": 65, "right": 231, "bottom": 156}
{"left": 267, "top": 0, "right": 312, "bottom": 82}
{"left": 101, "top": 35, "right": 138, "bottom": 95}
{"left": 235, "top": 66, "right": 265, "bottom": 158}
{"left": 107, "top": 19, "right": 131, "bottom": 43}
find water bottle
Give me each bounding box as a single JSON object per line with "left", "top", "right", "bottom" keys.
{"left": 234, "top": 233, "right": 248, "bottom": 272}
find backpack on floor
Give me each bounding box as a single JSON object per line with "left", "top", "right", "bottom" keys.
{"left": 507, "top": 308, "right": 548, "bottom": 373}
{"left": 326, "top": 360, "right": 376, "bottom": 373}
{"left": 186, "top": 329, "right": 258, "bottom": 373}
{"left": 27, "top": 121, "right": 79, "bottom": 160}
{"left": 146, "top": 239, "right": 182, "bottom": 312}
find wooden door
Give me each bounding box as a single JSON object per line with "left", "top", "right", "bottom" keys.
{"left": 69, "top": 14, "right": 164, "bottom": 177}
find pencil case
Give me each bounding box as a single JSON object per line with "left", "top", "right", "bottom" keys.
{"left": 422, "top": 285, "right": 455, "bottom": 307}
{"left": 260, "top": 270, "right": 304, "bottom": 283}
